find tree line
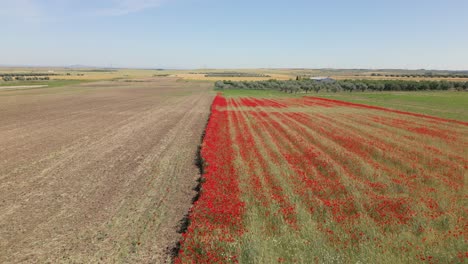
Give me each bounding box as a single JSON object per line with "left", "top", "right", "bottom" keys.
{"left": 0, "top": 73, "right": 58, "bottom": 77}
{"left": 2, "top": 76, "right": 50, "bottom": 82}
{"left": 1, "top": 72, "right": 57, "bottom": 82}
{"left": 215, "top": 79, "right": 468, "bottom": 93}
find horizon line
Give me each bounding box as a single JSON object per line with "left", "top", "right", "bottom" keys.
{"left": 1, "top": 64, "right": 468, "bottom": 72}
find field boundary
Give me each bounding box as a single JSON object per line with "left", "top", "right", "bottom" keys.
{"left": 170, "top": 96, "right": 216, "bottom": 261}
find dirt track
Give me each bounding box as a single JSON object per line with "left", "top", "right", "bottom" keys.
{"left": 0, "top": 79, "right": 214, "bottom": 263}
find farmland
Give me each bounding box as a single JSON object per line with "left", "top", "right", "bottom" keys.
{"left": 177, "top": 94, "right": 467, "bottom": 263}
{"left": 1, "top": 70, "right": 467, "bottom": 263}
{"left": 0, "top": 78, "right": 213, "bottom": 263}
{"left": 314, "top": 92, "right": 468, "bottom": 122}
{"left": 3, "top": 68, "right": 468, "bottom": 83}
{"left": 221, "top": 89, "right": 468, "bottom": 122}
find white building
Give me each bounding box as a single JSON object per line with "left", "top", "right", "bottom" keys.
{"left": 310, "top": 77, "right": 335, "bottom": 83}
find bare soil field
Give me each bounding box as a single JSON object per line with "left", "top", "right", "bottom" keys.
{"left": 0, "top": 78, "right": 214, "bottom": 263}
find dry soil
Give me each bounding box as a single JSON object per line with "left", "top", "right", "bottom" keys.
{"left": 0, "top": 78, "right": 214, "bottom": 263}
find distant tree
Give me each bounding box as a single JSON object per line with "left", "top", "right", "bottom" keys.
{"left": 330, "top": 85, "right": 338, "bottom": 93}
{"left": 356, "top": 82, "right": 368, "bottom": 92}
{"left": 299, "top": 81, "right": 311, "bottom": 93}
{"left": 340, "top": 82, "right": 356, "bottom": 92}
{"left": 463, "top": 82, "right": 468, "bottom": 90}
{"left": 313, "top": 83, "right": 321, "bottom": 93}
{"left": 419, "top": 82, "right": 430, "bottom": 91}
{"left": 375, "top": 83, "right": 385, "bottom": 92}
{"left": 439, "top": 81, "right": 452, "bottom": 90}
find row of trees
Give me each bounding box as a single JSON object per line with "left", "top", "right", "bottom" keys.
{"left": 0, "top": 73, "right": 57, "bottom": 77}
{"left": 2, "top": 76, "right": 50, "bottom": 81}
{"left": 215, "top": 79, "right": 468, "bottom": 93}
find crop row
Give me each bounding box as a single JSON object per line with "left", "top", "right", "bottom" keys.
{"left": 176, "top": 95, "right": 467, "bottom": 263}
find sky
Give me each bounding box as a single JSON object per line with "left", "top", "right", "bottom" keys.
{"left": 1, "top": 0, "right": 468, "bottom": 70}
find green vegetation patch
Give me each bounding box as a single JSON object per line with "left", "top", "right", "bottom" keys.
{"left": 314, "top": 92, "right": 468, "bottom": 122}
{"left": 221, "top": 89, "right": 467, "bottom": 121}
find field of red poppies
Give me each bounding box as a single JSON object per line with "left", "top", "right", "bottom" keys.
{"left": 176, "top": 94, "right": 467, "bottom": 263}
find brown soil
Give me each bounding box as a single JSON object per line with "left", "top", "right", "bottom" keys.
{"left": 0, "top": 79, "right": 214, "bottom": 263}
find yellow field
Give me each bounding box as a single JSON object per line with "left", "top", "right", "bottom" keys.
{"left": 175, "top": 73, "right": 292, "bottom": 81}
{"left": 0, "top": 68, "right": 167, "bottom": 81}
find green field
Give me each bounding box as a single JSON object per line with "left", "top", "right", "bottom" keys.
{"left": 221, "top": 90, "right": 468, "bottom": 122}
{"left": 314, "top": 92, "right": 468, "bottom": 122}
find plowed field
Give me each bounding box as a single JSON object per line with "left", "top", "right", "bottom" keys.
{"left": 0, "top": 79, "right": 213, "bottom": 263}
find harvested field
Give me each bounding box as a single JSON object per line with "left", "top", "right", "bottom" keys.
{"left": 0, "top": 79, "right": 214, "bottom": 263}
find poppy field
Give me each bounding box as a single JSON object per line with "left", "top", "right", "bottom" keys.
{"left": 176, "top": 94, "right": 467, "bottom": 263}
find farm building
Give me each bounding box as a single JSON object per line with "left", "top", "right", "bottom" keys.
{"left": 310, "top": 77, "right": 335, "bottom": 83}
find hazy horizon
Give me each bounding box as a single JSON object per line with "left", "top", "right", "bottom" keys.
{"left": 2, "top": 0, "right": 468, "bottom": 70}
{"left": 2, "top": 64, "right": 468, "bottom": 72}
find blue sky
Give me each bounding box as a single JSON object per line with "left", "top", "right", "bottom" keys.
{"left": 2, "top": 0, "right": 468, "bottom": 70}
